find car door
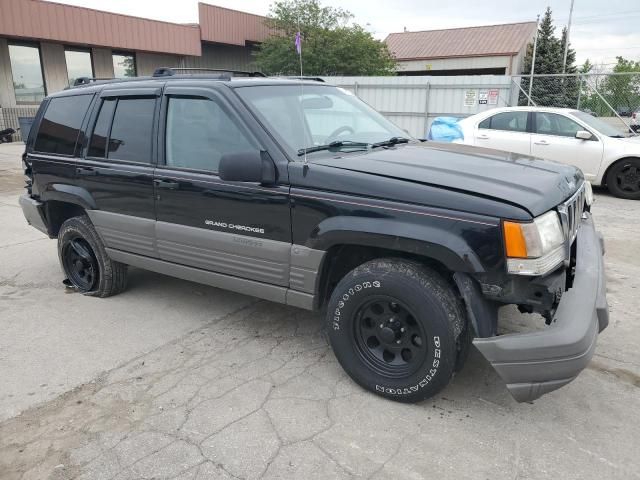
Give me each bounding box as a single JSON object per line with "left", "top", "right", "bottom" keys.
{"left": 474, "top": 110, "right": 532, "bottom": 156}
{"left": 154, "top": 85, "right": 292, "bottom": 287}
{"left": 78, "top": 88, "right": 160, "bottom": 257}
{"left": 531, "top": 111, "right": 604, "bottom": 181}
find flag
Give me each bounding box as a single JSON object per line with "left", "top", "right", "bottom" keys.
{"left": 295, "top": 31, "right": 302, "bottom": 55}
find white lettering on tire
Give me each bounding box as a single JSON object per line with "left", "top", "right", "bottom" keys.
{"left": 332, "top": 280, "right": 382, "bottom": 331}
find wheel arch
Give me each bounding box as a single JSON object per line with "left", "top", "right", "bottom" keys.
{"left": 600, "top": 156, "right": 640, "bottom": 186}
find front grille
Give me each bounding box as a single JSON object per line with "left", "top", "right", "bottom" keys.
{"left": 557, "top": 183, "right": 586, "bottom": 244}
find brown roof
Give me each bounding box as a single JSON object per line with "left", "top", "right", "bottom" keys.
{"left": 198, "top": 3, "right": 274, "bottom": 46}
{"left": 385, "top": 22, "right": 537, "bottom": 60}
{"left": 0, "top": 0, "right": 201, "bottom": 56}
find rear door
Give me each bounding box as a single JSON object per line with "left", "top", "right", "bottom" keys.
{"left": 531, "top": 111, "right": 604, "bottom": 180}
{"left": 474, "top": 110, "right": 532, "bottom": 155}
{"left": 78, "top": 87, "right": 160, "bottom": 257}
{"left": 154, "top": 85, "right": 292, "bottom": 286}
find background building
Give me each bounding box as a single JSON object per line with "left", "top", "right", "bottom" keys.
{"left": 0, "top": 0, "right": 273, "bottom": 111}
{"left": 385, "top": 22, "right": 537, "bottom": 76}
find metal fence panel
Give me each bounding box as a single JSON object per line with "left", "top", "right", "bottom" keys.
{"left": 0, "top": 107, "right": 39, "bottom": 142}
{"left": 322, "top": 75, "right": 513, "bottom": 137}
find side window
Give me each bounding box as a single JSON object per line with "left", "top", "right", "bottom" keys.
{"left": 482, "top": 111, "right": 528, "bottom": 133}
{"left": 165, "top": 96, "right": 254, "bottom": 172}
{"left": 88, "top": 99, "right": 116, "bottom": 158}
{"left": 536, "top": 112, "right": 583, "bottom": 138}
{"left": 107, "top": 97, "right": 156, "bottom": 162}
{"left": 34, "top": 95, "right": 92, "bottom": 155}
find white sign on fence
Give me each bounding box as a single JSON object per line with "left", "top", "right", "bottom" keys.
{"left": 464, "top": 89, "right": 477, "bottom": 107}
{"left": 478, "top": 89, "right": 488, "bottom": 104}
{"left": 488, "top": 89, "right": 499, "bottom": 105}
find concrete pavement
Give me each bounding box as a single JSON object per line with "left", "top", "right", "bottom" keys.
{"left": 1, "top": 142, "right": 639, "bottom": 479}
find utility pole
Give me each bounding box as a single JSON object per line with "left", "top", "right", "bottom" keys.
{"left": 528, "top": 14, "right": 540, "bottom": 106}
{"left": 562, "top": 0, "right": 575, "bottom": 74}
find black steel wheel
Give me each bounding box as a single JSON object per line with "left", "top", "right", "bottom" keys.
{"left": 353, "top": 296, "right": 428, "bottom": 378}
{"left": 607, "top": 158, "right": 640, "bottom": 200}
{"left": 326, "top": 258, "right": 468, "bottom": 403}
{"left": 61, "top": 236, "right": 99, "bottom": 291}
{"left": 57, "top": 215, "right": 128, "bottom": 297}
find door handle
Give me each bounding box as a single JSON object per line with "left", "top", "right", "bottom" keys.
{"left": 154, "top": 179, "right": 179, "bottom": 189}
{"left": 534, "top": 140, "right": 549, "bottom": 146}
{"left": 477, "top": 134, "right": 490, "bottom": 140}
{"left": 76, "top": 166, "right": 97, "bottom": 176}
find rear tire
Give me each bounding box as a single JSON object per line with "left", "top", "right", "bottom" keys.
{"left": 58, "top": 215, "right": 128, "bottom": 297}
{"left": 326, "top": 258, "right": 467, "bottom": 403}
{"left": 606, "top": 158, "right": 640, "bottom": 200}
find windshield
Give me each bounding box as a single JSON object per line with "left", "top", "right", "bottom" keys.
{"left": 235, "top": 84, "right": 410, "bottom": 158}
{"left": 572, "top": 110, "right": 625, "bottom": 137}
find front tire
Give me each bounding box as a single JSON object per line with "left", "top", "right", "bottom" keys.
{"left": 606, "top": 158, "right": 640, "bottom": 200}
{"left": 326, "top": 258, "right": 467, "bottom": 403}
{"left": 58, "top": 215, "right": 128, "bottom": 297}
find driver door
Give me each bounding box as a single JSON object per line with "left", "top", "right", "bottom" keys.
{"left": 154, "top": 85, "right": 292, "bottom": 286}
{"left": 531, "top": 111, "right": 604, "bottom": 181}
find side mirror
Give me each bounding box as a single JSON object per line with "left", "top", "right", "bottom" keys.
{"left": 576, "top": 130, "right": 593, "bottom": 140}
{"left": 218, "top": 150, "right": 276, "bottom": 185}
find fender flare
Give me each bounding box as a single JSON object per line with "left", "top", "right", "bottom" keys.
{"left": 40, "top": 183, "right": 97, "bottom": 210}
{"left": 306, "top": 216, "right": 489, "bottom": 273}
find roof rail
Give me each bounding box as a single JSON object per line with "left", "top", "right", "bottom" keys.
{"left": 283, "top": 76, "right": 325, "bottom": 82}
{"left": 72, "top": 76, "right": 116, "bottom": 87}
{"left": 152, "top": 67, "right": 266, "bottom": 78}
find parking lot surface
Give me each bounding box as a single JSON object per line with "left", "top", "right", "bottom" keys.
{"left": 1, "top": 142, "right": 639, "bottom": 479}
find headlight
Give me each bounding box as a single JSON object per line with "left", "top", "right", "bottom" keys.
{"left": 502, "top": 211, "right": 565, "bottom": 275}
{"left": 584, "top": 181, "right": 594, "bottom": 206}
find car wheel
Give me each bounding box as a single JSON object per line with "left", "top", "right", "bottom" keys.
{"left": 326, "top": 258, "right": 468, "bottom": 403}
{"left": 606, "top": 158, "right": 640, "bottom": 200}
{"left": 58, "top": 215, "right": 128, "bottom": 297}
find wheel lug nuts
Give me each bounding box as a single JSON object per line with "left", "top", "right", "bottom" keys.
{"left": 396, "top": 340, "right": 401, "bottom": 344}
{"left": 400, "top": 328, "right": 405, "bottom": 333}
{"left": 380, "top": 324, "right": 384, "bottom": 328}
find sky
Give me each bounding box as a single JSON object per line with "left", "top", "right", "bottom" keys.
{"left": 59, "top": 0, "right": 640, "bottom": 68}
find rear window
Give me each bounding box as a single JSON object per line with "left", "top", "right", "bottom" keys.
{"left": 34, "top": 95, "right": 93, "bottom": 155}
{"left": 107, "top": 98, "right": 156, "bottom": 162}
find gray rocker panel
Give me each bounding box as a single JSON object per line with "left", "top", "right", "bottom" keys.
{"left": 87, "top": 210, "right": 155, "bottom": 257}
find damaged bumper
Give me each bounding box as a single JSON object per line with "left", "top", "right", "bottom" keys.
{"left": 474, "top": 213, "right": 608, "bottom": 402}
{"left": 19, "top": 194, "right": 49, "bottom": 236}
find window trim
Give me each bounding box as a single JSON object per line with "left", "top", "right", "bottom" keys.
{"left": 532, "top": 111, "right": 599, "bottom": 141}
{"left": 64, "top": 47, "right": 95, "bottom": 87}
{"left": 477, "top": 110, "right": 531, "bottom": 134}
{"left": 158, "top": 87, "right": 261, "bottom": 176}
{"left": 32, "top": 93, "right": 94, "bottom": 158}
{"left": 111, "top": 51, "right": 137, "bottom": 78}
{"left": 7, "top": 41, "right": 47, "bottom": 105}
{"left": 85, "top": 95, "right": 159, "bottom": 165}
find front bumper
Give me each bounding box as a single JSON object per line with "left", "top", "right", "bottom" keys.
{"left": 474, "top": 213, "right": 608, "bottom": 402}
{"left": 19, "top": 194, "right": 50, "bottom": 236}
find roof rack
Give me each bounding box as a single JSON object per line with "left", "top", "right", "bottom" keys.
{"left": 72, "top": 77, "right": 116, "bottom": 87}
{"left": 284, "top": 76, "right": 325, "bottom": 82}
{"left": 152, "top": 67, "right": 266, "bottom": 78}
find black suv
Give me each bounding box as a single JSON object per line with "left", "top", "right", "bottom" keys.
{"left": 20, "top": 70, "right": 609, "bottom": 403}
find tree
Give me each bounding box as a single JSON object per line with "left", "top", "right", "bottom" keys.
{"left": 255, "top": 0, "right": 396, "bottom": 76}
{"left": 519, "top": 7, "right": 579, "bottom": 107}
{"left": 602, "top": 57, "right": 640, "bottom": 112}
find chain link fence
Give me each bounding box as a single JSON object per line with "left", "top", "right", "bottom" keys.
{"left": 513, "top": 73, "right": 640, "bottom": 134}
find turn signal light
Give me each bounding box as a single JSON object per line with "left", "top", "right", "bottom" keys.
{"left": 503, "top": 221, "right": 528, "bottom": 258}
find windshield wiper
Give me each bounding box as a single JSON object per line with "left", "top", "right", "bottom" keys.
{"left": 297, "top": 140, "right": 369, "bottom": 156}
{"left": 370, "top": 136, "right": 410, "bottom": 149}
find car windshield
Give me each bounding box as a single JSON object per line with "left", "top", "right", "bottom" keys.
{"left": 235, "top": 84, "right": 411, "bottom": 158}
{"left": 572, "top": 110, "right": 626, "bottom": 137}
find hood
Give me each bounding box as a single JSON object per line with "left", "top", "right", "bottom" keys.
{"left": 313, "top": 142, "right": 582, "bottom": 217}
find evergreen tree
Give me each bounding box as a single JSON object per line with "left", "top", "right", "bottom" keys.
{"left": 519, "top": 7, "right": 579, "bottom": 107}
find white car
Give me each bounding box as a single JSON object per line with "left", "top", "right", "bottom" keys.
{"left": 455, "top": 107, "right": 640, "bottom": 199}
{"left": 632, "top": 108, "right": 639, "bottom": 133}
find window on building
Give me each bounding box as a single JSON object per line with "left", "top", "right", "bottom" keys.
{"left": 165, "top": 96, "right": 254, "bottom": 172}
{"left": 112, "top": 52, "right": 136, "bottom": 78}
{"left": 8, "top": 43, "right": 46, "bottom": 104}
{"left": 34, "top": 95, "right": 93, "bottom": 155}
{"left": 65, "top": 49, "right": 94, "bottom": 86}
{"left": 479, "top": 111, "right": 528, "bottom": 133}
{"left": 107, "top": 97, "right": 156, "bottom": 162}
